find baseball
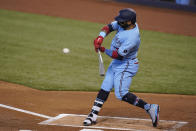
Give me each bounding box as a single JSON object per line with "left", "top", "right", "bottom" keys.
{"left": 62, "top": 48, "right": 70, "bottom": 54}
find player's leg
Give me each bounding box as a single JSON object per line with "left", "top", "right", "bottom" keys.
{"left": 113, "top": 60, "right": 147, "bottom": 108}
{"left": 122, "top": 91, "right": 160, "bottom": 127}
{"left": 113, "top": 62, "right": 160, "bottom": 127}
{"left": 83, "top": 65, "right": 114, "bottom": 126}
{"left": 114, "top": 71, "right": 150, "bottom": 110}
{"left": 83, "top": 89, "right": 110, "bottom": 126}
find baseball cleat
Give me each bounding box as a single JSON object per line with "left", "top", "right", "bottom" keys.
{"left": 83, "top": 113, "right": 96, "bottom": 126}
{"left": 147, "top": 104, "right": 160, "bottom": 127}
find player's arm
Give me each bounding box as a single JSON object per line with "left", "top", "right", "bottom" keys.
{"left": 99, "top": 40, "right": 136, "bottom": 60}
{"left": 99, "top": 47, "right": 123, "bottom": 60}
{"left": 98, "top": 24, "right": 115, "bottom": 37}
{"left": 94, "top": 21, "right": 118, "bottom": 52}
{"left": 98, "top": 21, "right": 119, "bottom": 38}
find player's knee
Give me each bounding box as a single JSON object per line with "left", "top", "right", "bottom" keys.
{"left": 97, "top": 89, "right": 110, "bottom": 102}
{"left": 114, "top": 91, "right": 124, "bottom": 100}
{"left": 122, "top": 92, "right": 137, "bottom": 104}
{"left": 115, "top": 94, "right": 122, "bottom": 100}
{"left": 114, "top": 90, "right": 129, "bottom": 100}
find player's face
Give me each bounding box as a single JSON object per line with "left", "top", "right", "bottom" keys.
{"left": 117, "top": 21, "right": 132, "bottom": 29}
{"left": 118, "top": 21, "right": 127, "bottom": 26}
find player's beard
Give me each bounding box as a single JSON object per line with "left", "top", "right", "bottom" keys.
{"left": 118, "top": 21, "right": 131, "bottom": 30}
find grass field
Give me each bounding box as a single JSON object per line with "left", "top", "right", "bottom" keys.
{"left": 0, "top": 9, "right": 196, "bottom": 95}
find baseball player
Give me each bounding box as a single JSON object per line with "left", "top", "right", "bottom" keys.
{"left": 83, "top": 8, "right": 160, "bottom": 127}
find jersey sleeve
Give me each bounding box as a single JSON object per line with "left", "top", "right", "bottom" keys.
{"left": 110, "top": 21, "right": 120, "bottom": 31}
{"left": 118, "top": 41, "right": 137, "bottom": 56}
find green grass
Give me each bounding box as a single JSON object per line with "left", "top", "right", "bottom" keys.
{"left": 0, "top": 9, "right": 196, "bottom": 95}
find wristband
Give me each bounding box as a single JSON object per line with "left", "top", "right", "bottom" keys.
{"left": 99, "top": 31, "right": 106, "bottom": 38}
{"left": 105, "top": 49, "right": 123, "bottom": 60}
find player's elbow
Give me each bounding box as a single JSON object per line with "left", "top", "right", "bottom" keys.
{"left": 112, "top": 51, "right": 123, "bottom": 60}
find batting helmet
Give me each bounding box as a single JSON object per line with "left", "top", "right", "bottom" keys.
{"left": 115, "top": 8, "right": 136, "bottom": 24}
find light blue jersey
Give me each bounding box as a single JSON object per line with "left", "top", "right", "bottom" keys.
{"left": 110, "top": 21, "right": 140, "bottom": 60}
{"left": 101, "top": 21, "right": 141, "bottom": 100}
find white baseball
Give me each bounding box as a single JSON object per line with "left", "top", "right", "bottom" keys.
{"left": 62, "top": 48, "right": 70, "bottom": 54}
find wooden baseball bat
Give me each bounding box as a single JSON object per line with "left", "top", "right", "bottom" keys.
{"left": 98, "top": 50, "right": 105, "bottom": 76}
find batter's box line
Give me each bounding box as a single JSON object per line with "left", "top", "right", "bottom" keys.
{"left": 39, "top": 114, "right": 188, "bottom": 131}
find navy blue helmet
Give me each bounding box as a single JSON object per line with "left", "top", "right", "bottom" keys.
{"left": 115, "top": 8, "right": 136, "bottom": 24}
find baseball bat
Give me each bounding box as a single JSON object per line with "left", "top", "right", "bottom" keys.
{"left": 98, "top": 50, "right": 105, "bottom": 76}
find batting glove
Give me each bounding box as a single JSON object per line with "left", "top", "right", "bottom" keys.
{"left": 99, "top": 46, "right": 105, "bottom": 52}
{"left": 94, "top": 36, "right": 104, "bottom": 45}
{"left": 94, "top": 36, "right": 104, "bottom": 52}
{"left": 94, "top": 41, "right": 100, "bottom": 52}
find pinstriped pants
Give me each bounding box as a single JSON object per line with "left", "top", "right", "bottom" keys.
{"left": 101, "top": 58, "right": 139, "bottom": 100}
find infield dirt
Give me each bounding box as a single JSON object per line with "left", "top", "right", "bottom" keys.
{"left": 0, "top": 0, "right": 196, "bottom": 131}
{"left": 0, "top": 80, "right": 196, "bottom": 131}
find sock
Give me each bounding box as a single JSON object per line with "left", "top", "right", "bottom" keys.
{"left": 134, "top": 97, "right": 147, "bottom": 109}
{"left": 89, "top": 98, "right": 104, "bottom": 121}
{"left": 144, "top": 103, "right": 151, "bottom": 111}
{"left": 122, "top": 92, "right": 150, "bottom": 111}
{"left": 88, "top": 89, "right": 110, "bottom": 121}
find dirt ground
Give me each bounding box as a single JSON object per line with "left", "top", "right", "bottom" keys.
{"left": 0, "top": 81, "right": 196, "bottom": 131}
{"left": 0, "top": 0, "right": 196, "bottom": 131}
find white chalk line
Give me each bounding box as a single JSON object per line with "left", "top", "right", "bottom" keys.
{"left": 170, "top": 121, "right": 188, "bottom": 131}
{"left": 39, "top": 114, "right": 188, "bottom": 131}
{"left": 0, "top": 104, "right": 188, "bottom": 131}
{"left": 0, "top": 104, "right": 52, "bottom": 119}
{"left": 40, "top": 122, "right": 140, "bottom": 131}
{"left": 39, "top": 114, "right": 137, "bottom": 131}
{"left": 39, "top": 114, "right": 68, "bottom": 125}
{"left": 60, "top": 113, "right": 188, "bottom": 124}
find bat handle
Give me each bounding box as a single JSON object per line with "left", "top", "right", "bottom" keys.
{"left": 98, "top": 49, "right": 103, "bottom": 63}
{"left": 98, "top": 49, "right": 101, "bottom": 54}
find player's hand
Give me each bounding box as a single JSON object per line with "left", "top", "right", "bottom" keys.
{"left": 94, "top": 36, "right": 104, "bottom": 46}
{"left": 94, "top": 41, "right": 100, "bottom": 52}
{"left": 99, "top": 46, "right": 105, "bottom": 52}
{"left": 94, "top": 36, "right": 104, "bottom": 52}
